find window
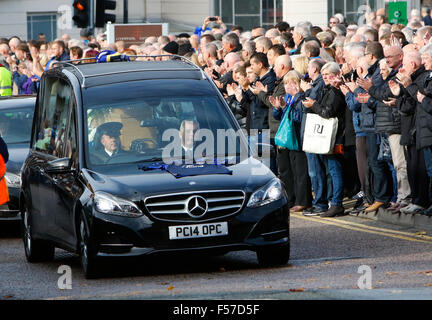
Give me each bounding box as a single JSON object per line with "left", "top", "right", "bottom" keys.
{"left": 262, "top": 0, "right": 283, "bottom": 27}
{"left": 66, "top": 105, "right": 78, "bottom": 167}
{"left": 34, "top": 77, "right": 71, "bottom": 158}
{"left": 214, "top": 0, "right": 283, "bottom": 30}
{"left": 327, "top": 0, "right": 384, "bottom": 25}
{"left": 83, "top": 81, "right": 247, "bottom": 167}
{"left": 27, "top": 13, "right": 57, "bottom": 42}
{"left": 221, "top": 0, "right": 233, "bottom": 24}
{"left": 0, "top": 107, "right": 34, "bottom": 144}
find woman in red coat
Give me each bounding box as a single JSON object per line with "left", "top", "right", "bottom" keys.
{"left": 0, "top": 137, "right": 9, "bottom": 205}
{"left": 0, "top": 154, "right": 8, "bottom": 205}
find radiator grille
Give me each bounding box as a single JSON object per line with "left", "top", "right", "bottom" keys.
{"left": 144, "top": 190, "right": 245, "bottom": 222}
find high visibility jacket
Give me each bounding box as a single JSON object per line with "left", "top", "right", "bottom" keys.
{"left": 0, "top": 154, "right": 9, "bottom": 205}
{"left": 0, "top": 66, "right": 12, "bottom": 96}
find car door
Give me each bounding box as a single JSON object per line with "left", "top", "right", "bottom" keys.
{"left": 32, "top": 76, "right": 72, "bottom": 239}
{"left": 26, "top": 76, "right": 54, "bottom": 237}
{"left": 53, "top": 100, "right": 82, "bottom": 245}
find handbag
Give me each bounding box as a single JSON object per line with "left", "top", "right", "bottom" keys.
{"left": 274, "top": 101, "right": 299, "bottom": 151}
{"left": 302, "top": 113, "right": 338, "bottom": 154}
{"left": 377, "top": 135, "right": 392, "bottom": 162}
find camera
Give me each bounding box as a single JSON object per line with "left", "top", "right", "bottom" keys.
{"left": 209, "top": 17, "right": 217, "bottom": 21}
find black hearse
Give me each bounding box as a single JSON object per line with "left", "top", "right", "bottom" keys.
{"left": 0, "top": 95, "right": 35, "bottom": 221}
{"left": 20, "top": 56, "right": 290, "bottom": 278}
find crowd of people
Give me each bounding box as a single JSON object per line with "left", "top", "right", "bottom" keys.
{"left": 1, "top": 7, "right": 432, "bottom": 218}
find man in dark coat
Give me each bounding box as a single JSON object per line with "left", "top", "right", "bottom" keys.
{"left": 388, "top": 51, "right": 430, "bottom": 214}
{"left": 358, "top": 46, "right": 408, "bottom": 213}
{"left": 243, "top": 52, "right": 276, "bottom": 171}
{"left": 255, "top": 55, "right": 292, "bottom": 139}
{"left": 252, "top": 54, "right": 293, "bottom": 178}
{"left": 414, "top": 45, "right": 432, "bottom": 215}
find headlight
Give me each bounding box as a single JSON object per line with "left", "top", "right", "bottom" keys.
{"left": 93, "top": 192, "right": 143, "bottom": 217}
{"left": 247, "top": 179, "right": 283, "bottom": 208}
{"left": 4, "top": 172, "right": 21, "bottom": 188}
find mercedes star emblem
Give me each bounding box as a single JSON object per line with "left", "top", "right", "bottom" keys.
{"left": 186, "top": 196, "right": 208, "bottom": 218}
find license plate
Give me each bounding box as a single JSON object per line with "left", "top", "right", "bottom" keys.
{"left": 169, "top": 222, "right": 228, "bottom": 240}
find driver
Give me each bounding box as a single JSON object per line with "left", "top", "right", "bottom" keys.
{"left": 92, "top": 122, "right": 127, "bottom": 163}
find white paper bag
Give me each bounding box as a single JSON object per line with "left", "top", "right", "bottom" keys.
{"left": 302, "top": 113, "right": 338, "bottom": 154}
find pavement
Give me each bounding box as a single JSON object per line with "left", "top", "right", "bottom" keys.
{"left": 343, "top": 199, "right": 432, "bottom": 232}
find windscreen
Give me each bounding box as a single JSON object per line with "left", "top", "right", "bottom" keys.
{"left": 85, "top": 94, "right": 249, "bottom": 167}
{"left": 0, "top": 107, "right": 34, "bottom": 144}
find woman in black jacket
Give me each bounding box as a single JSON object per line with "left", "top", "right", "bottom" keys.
{"left": 302, "top": 62, "right": 346, "bottom": 217}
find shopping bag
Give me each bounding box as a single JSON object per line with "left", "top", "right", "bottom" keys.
{"left": 377, "top": 135, "right": 392, "bottom": 161}
{"left": 302, "top": 113, "right": 338, "bottom": 154}
{"left": 274, "top": 107, "right": 299, "bottom": 151}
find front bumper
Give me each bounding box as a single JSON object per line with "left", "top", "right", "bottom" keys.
{"left": 0, "top": 187, "right": 20, "bottom": 221}
{"left": 86, "top": 199, "right": 290, "bottom": 258}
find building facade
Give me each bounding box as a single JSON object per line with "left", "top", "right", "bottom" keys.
{"left": 0, "top": 0, "right": 425, "bottom": 42}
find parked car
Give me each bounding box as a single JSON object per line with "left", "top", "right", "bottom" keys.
{"left": 20, "top": 57, "right": 290, "bottom": 278}
{"left": 0, "top": 95, "right": 35, "bottom": 221}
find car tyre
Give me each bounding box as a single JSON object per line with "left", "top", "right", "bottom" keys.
{"left": 256, "top": 243, "right": 290, "bottom": 267}
{"left": 79, "top": 216, "right": 99, "bottom": 279}
{"left": 22, "top": 208, "right": 55, "bottom": 263}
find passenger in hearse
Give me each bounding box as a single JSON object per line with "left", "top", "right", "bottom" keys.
{"left": 179, "top": 119, "right": 200, "bottom": 155}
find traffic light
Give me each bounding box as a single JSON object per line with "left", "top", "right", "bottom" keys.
{"left": 72, "top": 0, "right": 90, "bottom": 28}
{"left": 95, "top": 0, "right": 117, "bottom": 28}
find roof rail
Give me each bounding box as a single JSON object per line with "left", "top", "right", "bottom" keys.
{"left": 51, "top": 60, "right": 93, "bottom": 87}
{"left": 51, "top": 54, "right": 206, "bottom": 88}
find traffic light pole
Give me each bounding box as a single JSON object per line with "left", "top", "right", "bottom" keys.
{"left": 123, "top": 0, "right": 128, "bottom": 24}
{"left": 89, "top": 0, "right": 95, "bottom": 35}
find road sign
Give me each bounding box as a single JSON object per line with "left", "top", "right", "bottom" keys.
{"left": 106, "top": 23, "right": 169, "bottom": 47}
{"left": 388, "top": 1, "right": 407, "bottom": 25}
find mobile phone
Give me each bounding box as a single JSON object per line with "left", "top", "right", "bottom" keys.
{"left": 301, "top": 73, "right": 311, "bottom": 82}
{"left": 209, "top": 17, "right": 217, "bottom": 21}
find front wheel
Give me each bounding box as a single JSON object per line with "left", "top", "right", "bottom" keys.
{"left": 256, "top": 243, "right": 290, "bottom": 267}
{"left": 22, "top": 209, "right": 54, "bottom": 263}
{"left": 79, "top": 217, "right": 99, "bottom": 279}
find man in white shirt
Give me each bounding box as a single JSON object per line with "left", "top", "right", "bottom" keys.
{"left": 179, "top": 120, "right": 200, "bottom": 160}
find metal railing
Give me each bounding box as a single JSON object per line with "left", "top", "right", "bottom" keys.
{"left": 51, "top": 54, "right": 206, "bottom": 88}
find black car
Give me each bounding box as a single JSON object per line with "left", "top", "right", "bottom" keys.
{"left": 0, "top": 95, "right": 35, "bottom": 221}
{"left": 20, "top": 57, "right": 290, "bottom": 278}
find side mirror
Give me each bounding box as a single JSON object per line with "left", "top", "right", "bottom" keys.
{"left": 45, "top": 157, "right": 75, "bottom": 174}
